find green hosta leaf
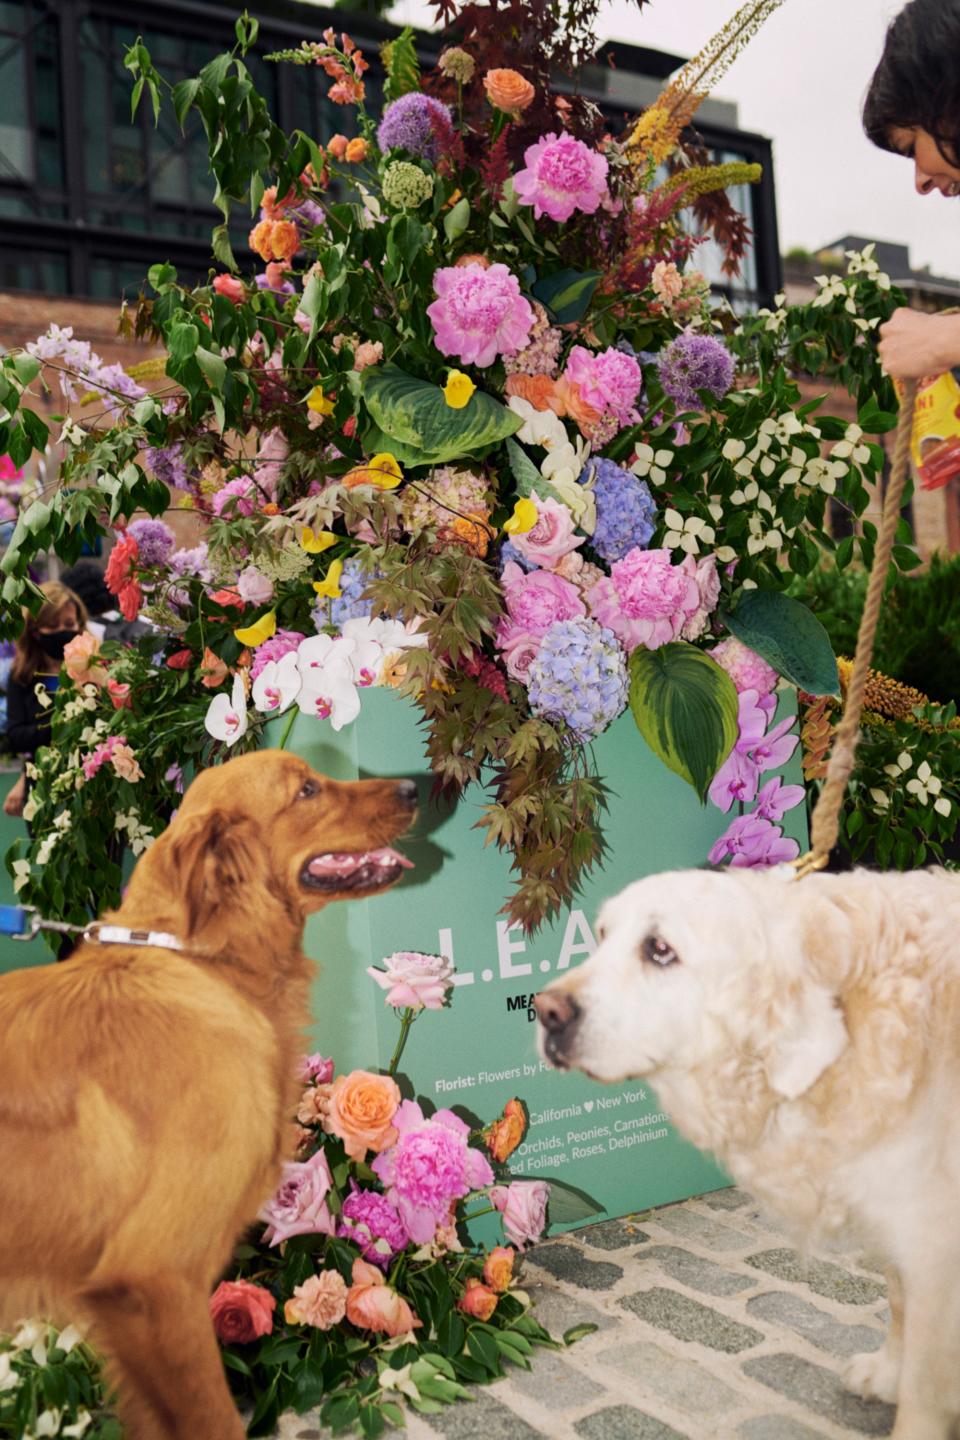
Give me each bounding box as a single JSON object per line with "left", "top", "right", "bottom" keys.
{"left": 629, "top": 643, "right": 739, "bottom": 802}
{"left": 721, "top": 589, "right": 839, "bottom": 697}
{"left": 444, "top": 195, "right": 471, "bottom": 244}
{"left": 531, "top": 269, "right": 603, "bottom": 325}
{"left": 362, "top": 364, "right": 521, "bottom": 467}
{"left": 506, "top": 437, "right": 543, "bottom": 498}
{"left": 545, "top": 1177, "right": 605, "bottom": 1224}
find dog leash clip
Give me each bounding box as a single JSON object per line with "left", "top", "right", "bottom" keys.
{"left": 0, "top": 905, "right": 87, "bottom": 942}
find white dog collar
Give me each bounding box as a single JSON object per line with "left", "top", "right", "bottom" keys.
{"left": 84, "top": 923, "right": 183, "bottom": 952}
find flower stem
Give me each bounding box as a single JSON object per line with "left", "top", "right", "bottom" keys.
{"left": 277, "top": 707, "right": 298, "bottom": 751}
{"left": 462, "top": 1205, "right": 496, "bottom": 1222}
{"left": 387, "top": 1007, "right": 417, "bottom": 1076}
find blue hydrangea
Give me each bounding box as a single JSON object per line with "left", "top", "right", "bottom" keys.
{"left": 311, "top": 556, "right": 383, "bottom": 630}
{"left": 581, "top": 457, "right": 657, "bottom": 563}
{"left": 377, "top": 93, "right": 451, "bottom": 162}
{"left": 657, "top": 332, "right": 735, "bottom": 410}
{"left": 527, "top": 619, "right": 628, "bottom": 741}
{"left": 499, "top": 538, "right": 538, "bottom": 573}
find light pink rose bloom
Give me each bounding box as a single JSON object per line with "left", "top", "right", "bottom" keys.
{"left": 490, "top": 1180, "right": 550, "bottom": 1249}
{"left": 354, "top": 340, "right": 384, "bottom": 371}
{"left": 496, "top": 624, "right": 543, "bottom": 683}
{"left": 110, "top": 743, "right": 143, "bottom": 783}
{"left": 256, "top": 427, "right": 288, "bottom": 498}
{"left": 237, "top": 565, "right": 275, "bottom": 606}
{"left": 345, "top": 1258, "right": 421, "bottom": 1336}
{"left": 510, "top": 492, "right": 584, "bottom": 571}
{"left": 258, "top": 1148, "right": 336, "bottom": 1246}
{"left": 367, "top": 951, "right": 455, "bottom": 1011}
{"left": 301, "top": 1053, "right": 335, "bottom": 1083}
{"left": 586, "top": 547, "right": 701, "bottom": 653}
{"left": 498, "top": 561, "right": 585, "bottom": 640}
{"left": 213, "top": 273, "right": 245, "bottom": 304}
{"left": 680, "top": 553, "right": 720, "bottom": 641}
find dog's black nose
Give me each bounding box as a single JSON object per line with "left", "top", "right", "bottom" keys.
{"left": 534, "top": 990, "right": 580, "bottom": 1034}
{"left": 396, "top": 779, "right": 418, "bottom": 808}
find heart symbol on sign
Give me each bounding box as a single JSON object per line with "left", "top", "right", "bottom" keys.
{"left": 582, "top": 1100, "right": 594, "bottom": 1113}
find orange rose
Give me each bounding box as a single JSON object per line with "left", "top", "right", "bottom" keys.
{"left": 505, "top": 373, "right": 565, "bottom": 415}
{"left": 326, "top": 134, "right": 349, "bottom": 161}
{"left": 454, "top": 253, "right": 491, "bottom": 269}
{"left": 345, "top": 137, "right": 368, "bottom": 163}
{"left": 458, "top": 1278, "right": 498, "bottom": 1321}
{"left": 555, "top": 377, "right": 602, "bottom": 434}
{"left": 483, "top": 1245, "right": 515, "bottom": 1293}
{"left": 249, "top": 218, "right": 300, "bottom": 264}
{"left": 484, "top": 69, "right": 536, "bottom": 115}
{"left": 64, "top": 632, "right": 108, "bottom": 688}
{"left": 485, "top": 1098, "right": 527, "bottom": 1163}
{"left": 346, "top": 1259, "right": 421, "bottom": 1336}
{"left": 323, "top": 1070, "right": 400, "bottom": 1162}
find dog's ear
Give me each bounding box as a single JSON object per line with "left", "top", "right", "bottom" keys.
{"left": 170, "top": 809, "right": 260, "bottom": 937}
{"left": 764, "top": 983, "right": 849, "bottom": 1100}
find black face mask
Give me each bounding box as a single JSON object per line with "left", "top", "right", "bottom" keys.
{"left": 36, "top": 629, "right": 78, "bottom": 661}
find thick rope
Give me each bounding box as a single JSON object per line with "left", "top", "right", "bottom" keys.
{"left": 794, "top": 379, "right": 918, "bottom": 877}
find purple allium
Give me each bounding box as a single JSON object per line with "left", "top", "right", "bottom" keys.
{"left": 377, "top": 92, "right": 451, "bottom": 161}
{"left": 127, "top": 518, "right": 175, "bottom": 567}
{"left": 337, "top": 1184, "right": 409, "bottom": 1268}
{"left": 708, "top": 813, "right": 799, "bottom": 868}
{"left": 657, "top": 332, "right": 735, "bottom": 410}
{"left": 582, "top": 457, "right": 657, "bottom": 563}
{"left": 371, "top": 1100, "right": 494, "bottom": 1245}
{"left": 249, "top": 629, "right": 306, "bottom": 681}
{"left": 526, "top": 618, "right": 628, "bottom": 741}
{"left": 168, "top": 543, "right": 212, "bottom": 582}
{"left": 146, "top": 443, "right": 190, "bottom": 491}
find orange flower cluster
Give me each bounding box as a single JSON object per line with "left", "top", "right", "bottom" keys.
{"left": 485, "top": 1097, "right": 527, "bottom": 1163}
{"left": 248, "top": 218, "right": 299, "bottom": 264}
{"left": 316, "top": 29, "right": 369, "bottom": 106}
{"left": 504, "top": 374, "right": 602, "bottom": 434}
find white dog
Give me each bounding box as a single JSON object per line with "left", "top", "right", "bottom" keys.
{"left": 535, "top": 866, "right": 960, "bottom": 1440}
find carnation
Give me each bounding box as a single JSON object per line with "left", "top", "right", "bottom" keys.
{"left": 337, "top": 1184, "right": 410, "bottom": 1268}
{"left": 584, "top": 458, "right": 657, "bottom": 563}
{"left": 371, "top": 1100, "right": 494, "bottom": 1244}
{"left": 563, "top": 346, "right": 643, "bottom": 425}
{"left": 710, "top": 636, "right": 779, "bottom": 695}
{"left": 428, "top": 264, "right": 534, "bottom": 368}
{"left": 513, "top": 132, "right": 609, "bottom": 223}
{"left": 587, "top": 547, "right": 702, "bottom": 652}
{"left": 657, "top": 332, "right": 735, "bottom": 410}
{"left": 381, "top": 161, "right": 435, "bottom": 209}
{"left": 249, "top": 629, "right": 306, "bottom": 681}
{"left": 527, "top": 618, "right": 628, "bottom": 740}
{"left": 377, "top": 92, "right": 451, "bottom": 161}
{"left": 211, "top": 476, "right": 258, "bottom": 518}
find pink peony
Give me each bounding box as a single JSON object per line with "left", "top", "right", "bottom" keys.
{"left": 710, "top": 636, "right": 779, "bottom": 695}
{"left": 498, "top": 561, "right": 585, "bottom": 640}
{"left": 490, "top": 1181, "right": 549, "bottom": 1249}
{"left": 367, "top": 951, "right": 454, "bottom": 1011}
{"left": 427, "top": 263, "right": 535, "bottom": 367}
{"left": 586, "top": 547, "right": 701, "bottom": 653}
{"left": 345, "top": 1258, "right": 421, "bottom": 1336}
{"left": 371, "top": 1100, "right": 494, "bottom": 1244}
{"left": 680, "top": 553, "right": 720, "bottom": 641}
{"left": 563, "top": 346, "right": 643, "bottom": 425}
{"left": 509, "top": 492, "right": 584, "bottom": 571}
{"left": 513, "top": 133, "right": 609, "bottom": 223}
{"left": 284, "top": 1269, "right": 348, "bottom": 1329}
{"left": 258, "top": 1148, "right": 336, "bottom": 1246}
{"left": 211, "top": 476, "right": 257, "bottom": 518}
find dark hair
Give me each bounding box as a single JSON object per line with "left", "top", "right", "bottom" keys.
{"left": 60, "top": 560, "right": 112, "bottom": 617}
{"left": 863, "top": 0, "right": 960, "bottom": 165}
{"left": 11, "top": 580, "right": 88, "bottom": 685}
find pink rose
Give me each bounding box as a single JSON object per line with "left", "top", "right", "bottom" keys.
{"left": 510, "top": 492, "right": 584, "bottom": 571}
{"left": 106, "top": 679, "right": 132, "bottom": 710}
{"left": 490, "top": 1181, "right": 550, "bottom": 1249}
{"left": 209, "top": 1280, "right": 275, "bottom": 1344}
{"left": 64, "top": 631, "right": 108, "bottom": 688}
{"left": 498, "top": 561, "right": 585, "bottom": 641}
{"left": 237, "top": 565, "right": 275, "bottom": 606}
{"left": 367, "top": 951, "right": 454, "bottom": 1011}
{"left": 284, "top": 1269, "right": 348, "bottom": 1329}
{"left": 680, "top": 553, "right": 720, "bottom": 641}
{"left": 495, "top": 624, "right": 543, "bottom": 684}
{"left": 586, "top": 547, "right": 701, "bottom": 653}
{"left": 458, "top": 1278, "right": 498, "bottom": 1320}
{"left": 212, "top": 274, "right": 245, "bottom": 304}
{"left": 258, "top": 1148, "right": 336, "bottom": 1246}
{"left": 345, "top": 1258, "right": 421, "bottom": 1336}
{"left": 301, "top": 1053, "right": 335, "bottom": 1083}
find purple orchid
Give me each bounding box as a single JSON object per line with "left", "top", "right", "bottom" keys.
{"left": 754, "top": 776, "right": 806, "bottom": 823}
{"left": 708, "top": 814, "right": 800, "bottom": 868}
{"left": 709, "top": 691, "right": 800, "bottom": 813}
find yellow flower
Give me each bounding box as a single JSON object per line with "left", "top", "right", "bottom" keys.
{"left": 234, "top": 610, "right": 278, "bottom": 647}
{"left": 300, "top": 527, "right": 337, "bottom": 554}
{"left": 307, "top": 386, "right": 336, "bottom": 416}
{"left": 443, "top": 371, "right": 476, "bottom": 409}
{"left": 312, "top": 559, "right": 344, "bottom": 599}
{"left": 503, "top": 497, "right": 538, "bottom": 535}
{"left": 343, "top": 453, "right": 403, "bottom": 489}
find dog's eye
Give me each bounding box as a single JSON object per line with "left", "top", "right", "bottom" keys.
{"left": 641, "top": 934, "right": 679, "bottom": 967}
{"left": 297, "top": 779, "right": 320, "bottom": 800}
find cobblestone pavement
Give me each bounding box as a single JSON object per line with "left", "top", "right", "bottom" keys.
{"left": 272, "top": 1188, "right": 896, "bottom": 1440}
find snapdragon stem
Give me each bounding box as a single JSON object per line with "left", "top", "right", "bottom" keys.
{"left": 387, "top": 1007, "right": 417, "bottom": 1076}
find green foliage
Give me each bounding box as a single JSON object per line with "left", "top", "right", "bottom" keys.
{"left": 628, "top": 644, "right": 739, "bottom": 803}
{"left": 381, "top": 27, "right": 421, "bottom": 102}
{"left": 722, "top": 589, "right": 839, "bottom": 696}
{"left": 361, "top": 365, "right": 522, "bottom": 467}
{"left": 0, "top": 1322, "right": 120, "bottom": 1439}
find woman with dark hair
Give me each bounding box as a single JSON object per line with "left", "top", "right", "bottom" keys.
{"left": 864, "top": 0, "right": 960, "bottom": 378}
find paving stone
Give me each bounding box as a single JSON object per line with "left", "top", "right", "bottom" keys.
{"left": 619, "top": 1287, "right": 764, "bottom": 1353}
{"left": 701, "top": 1188, "right": 750, "bottom": 1211}
{"left": 506, "top": 1349, "right": 607, "bottom": 1410}
{"left": 744, "top": 1250, "right": 886, "bottom": 1306}
{"left": 596, "top": 1338, "right": 740, "bottom": 1417}
{"left": 743, "top": 1353, "right": 896, "bottom": 1435}
{"left": 635, "top": 1245, "right": 754, "bottom": 1298}
{"left": 582, "top": 1217, "right": 652, "bottom": 1250}
{"left": 747, "top": 1291, "right": 885, "bottom": 1358}
{"left": 529, "top": 1242, "right": 625, "bottom": 1291}
{"left": 427, "top": 1391, "right": 543, "bottom": 1440}
{"left": 652, "top": 1206, "right": 753, "bottom": 1251}
{"left": 575, "top": 1404, "right": 690, "bottom": 1440}
{"left": 739, "top": 1418, "right": 830, "bottom": 1440}
{"left": 524, "top": 1282, "right": 617, "bottom": 1337}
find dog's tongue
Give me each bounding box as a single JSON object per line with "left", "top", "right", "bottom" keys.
{"left": 306, "top": 847, "right": 413, "bottom": 879}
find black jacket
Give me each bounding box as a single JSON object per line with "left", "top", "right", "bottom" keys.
{"left": 5, "top": 676, "right": 53, "bottom": 758}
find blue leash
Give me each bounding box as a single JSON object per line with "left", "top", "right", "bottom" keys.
{"left": 0, "top": 904, "right": 87, "bottom": 942}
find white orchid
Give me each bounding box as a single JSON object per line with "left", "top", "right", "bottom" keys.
{"left": 296, "top": 634, "right": 364, "bottom": 731}
{"left": 203, "top": 672, "right": 248, "bottom": 747}
{"left": 252, "top": 650, "right": 302, "bottom": 715}
{"left": 663, "top": 509, "right": 715, "bottom": 556}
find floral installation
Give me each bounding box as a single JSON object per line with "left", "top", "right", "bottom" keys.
{"left": 1, "top": 960, "right": 595, "bottom": 1437}
{"left": 0, "top": 1, "right": 913, "bottom": 930}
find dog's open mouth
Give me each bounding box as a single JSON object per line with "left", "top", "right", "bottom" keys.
{"left": 300, "top": 847, "right": 413, "bottom": 895}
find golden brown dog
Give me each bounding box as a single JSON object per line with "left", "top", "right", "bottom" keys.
{"left": 536, "top": 866, "right": 960, "bottom": 1440}
{"left": 0, "top": 749, "right": 417, "bottom": 1440}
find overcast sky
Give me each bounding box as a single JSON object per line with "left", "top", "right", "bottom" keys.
{"left": 384, "top": 0, "right": 960, "bottom": 279}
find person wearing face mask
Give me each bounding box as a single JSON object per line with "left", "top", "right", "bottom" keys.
{"left": 4, "top": 581, "right": 87, "bottom": 818}
{"left": 864, "top": 0, "right": 960, "bottom": 378}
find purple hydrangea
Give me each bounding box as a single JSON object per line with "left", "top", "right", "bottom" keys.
{"left": 337, "top": 1184, "right": 410, "bottom": 1268}
{"left": 290, "top": 198, "right": 326, "bottom": 232}
{"left": 249, "top": 629, "right": 306, "bottom": 681}
{"left": 311, "top": 557, "right": 383, "bottom": 630}
{"left": 527, "top": 618, "right": 628, "bottom": 741}
{"left": 127, "top": 518, "right": 175, "bottom": 567}
{"left": 146, "top": 443, "right": 191, "bottom": 491}
{"left": 168, "top": 542, "right": 212, "bottom": 581}
{"left": 582, "top": 458, "right": 657, "bottom": 563}
{"left": 657, "top": 332, "right": 735, "bottom": 411}
{"left": 377, "top": 92, "right": 451, "bottom": 162}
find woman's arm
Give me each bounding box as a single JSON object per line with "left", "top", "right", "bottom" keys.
{"left": 878, "top": 308, "right": 960, "bottom": 379}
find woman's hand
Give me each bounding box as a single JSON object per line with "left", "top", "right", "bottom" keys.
{"left": 878, "top": 307, "right": 960, "bottom": 379}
